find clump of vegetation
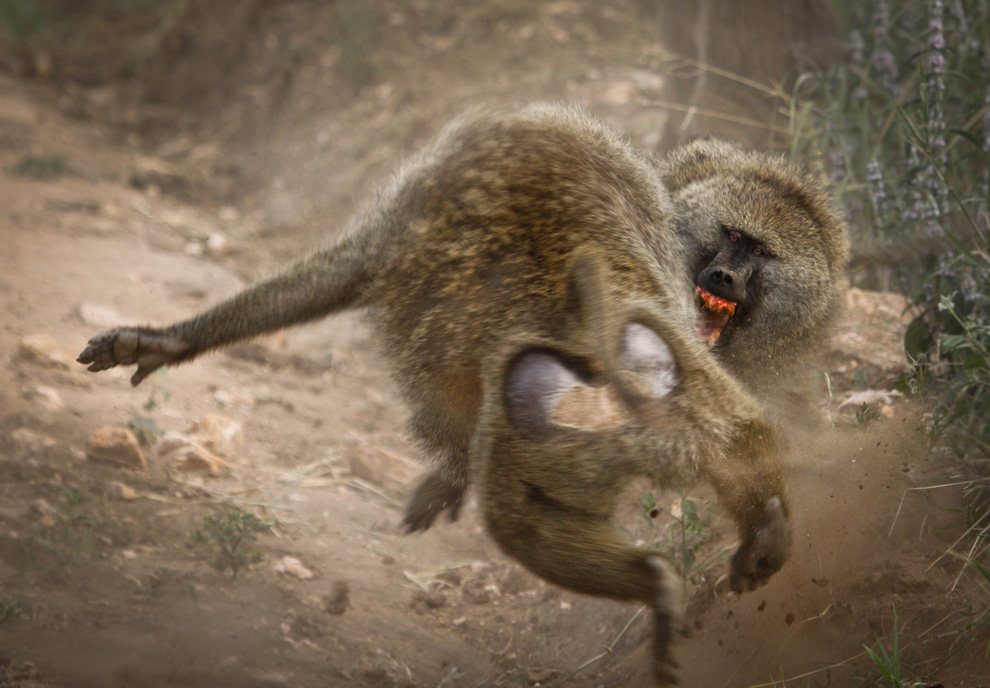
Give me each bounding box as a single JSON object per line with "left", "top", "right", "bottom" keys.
{"left": 792, "top": 0, "right": 987, "bottom": 567}
{"left": 10, "top": 154, "right": 74, "bottom": 179}
{"left": 193, "top": 510, "right": 272, "bottom": 580}
{"left": 40, "top": 485, "right": 94, "bottom": 551}
{"left": 331, "top": 1, "right": 382, "bottom": 92}
{"left": 0, "top": 0, "right": 48, "bottom": 41}
{"left": 640, "top": 492, "right": 728, "bottom": 583}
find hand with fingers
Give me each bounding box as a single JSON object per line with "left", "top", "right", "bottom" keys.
{"left": 77, "top": 327, "right": 191, "bottom": 386}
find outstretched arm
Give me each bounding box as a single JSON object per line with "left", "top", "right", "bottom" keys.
{"left": 78, "top": 233, "right": 377, "bottom": 385}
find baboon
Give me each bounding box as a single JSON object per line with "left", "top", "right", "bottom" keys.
{"left": 403, "top": 136, "right": 849, "bottom": 531}
{"left": 661, "top": 138, "right": 849, "bottom": 405}
{"left": 78, "top": 104, "right": 842, "bottom": 676}
{"left": 473, "top": 244, "right": 787, "bottom": 682}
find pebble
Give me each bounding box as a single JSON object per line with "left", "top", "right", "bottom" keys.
{"left": 86, "top": 426, "right": 147, "bottom": 469}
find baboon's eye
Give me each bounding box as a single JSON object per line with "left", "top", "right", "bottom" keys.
{"left": 752, "top": 246, "right": 764, "bottom": 257}
{"left": 728, "top": 230, "right": 741, "bottom": 243}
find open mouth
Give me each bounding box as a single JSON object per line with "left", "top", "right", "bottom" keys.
{"left": 695, "top": 285, "right": 737, "bottom": 346}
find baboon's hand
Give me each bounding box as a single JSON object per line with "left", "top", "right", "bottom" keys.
{"left": 646, "top": 555, "right": 683, "bottom": 685}
{"left": 729, "top": 496, "right": 790, "bottom": 593}
{"left": 77, "top": 327, "right": 191, "bottom": 386}
{"left": 402, "top": 471, "right": 464, "bottom": 533}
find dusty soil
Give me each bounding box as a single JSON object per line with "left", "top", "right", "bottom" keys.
{"left": 0, "top": 3, "right": 986, "bottom": 687}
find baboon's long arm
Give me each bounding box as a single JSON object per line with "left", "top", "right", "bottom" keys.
{"left": 77, "top": 228, "right": 382, "bottom": 385}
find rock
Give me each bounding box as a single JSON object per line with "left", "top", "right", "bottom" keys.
{"left": 323, "top": 580, "right": 350, "bottom": 615}
{"left": 30, "top": 498, "right": 58, "bottom": 518}
{"left": 108, "top": 481, "right": 138, "bottom": 500}
{"left": 346, "top": 445, "right": 419, "bottom": 491}
{"left": 12, "top": 428, "right": 58, "bottom": 454}
{"left": 75, "top": 302, "right": 124, "bottom": 328}
{"left": 206, "top": 232, "right": 232, "bottom": 257}
{"left": 213, "top": 389, "right": 255, "bottom": 409}
{"left": 86, "top": 426, "right": 147, "bottom": 469}
{"left": 600, "top": 80, "right": 636, "bottom": 105}
{"left": 30, "top": 499, "right": 57, "bottom": 528}
{"left": 156, "top": 433, "right": 232, "bottom": 476}
{"left": 275, "top": 556, "right": 314, "bottom": 580}
{"left": 188, "top": 414, "right": 243, "bottom": 460}
{"left": 830, "top": 288, "right": 912, "bottom": 373}
{"left": 423, "top": 590, "right": 447, "bottom": 609}
{"left": 25, "top": 385, "right": 64, "bottom": 412}
{"left": 15, "top": 334, "right": 72, "bottom": 370}
{"left": 838, "top": 389, "right": 902, "bottom": 409}
{"left": 462, "top": 578, "right": 498, "bottom": 605}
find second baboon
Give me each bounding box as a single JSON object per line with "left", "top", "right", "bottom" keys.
{"left": 472, "top": 245, "right": 787, "bottom": 683}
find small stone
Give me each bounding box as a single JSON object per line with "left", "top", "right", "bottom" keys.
{"left": 880, "top": 405, "right": 896, "bottom": 419}
{"left": 347, "top": 445, "right": 419, "bottom": 491}
{"left": 274, "top": 556, "right": 314, "bottom": 580}
{"left": 12, "top": 428, "right": 58, "bottom": 454}
{"left": 75, "top": 302, "right": 124, "bottom": 328}
{"left": 323, "top": 580, "right": 350, "bottom": 615}
{"left": 206, "top": 232, "right": 232, "bottom": 257}
{"left": 30, "top": 498, "right": 57, "bottom": 518}
{"left": 169, "top": 443, "right": 232, "bottom": 475}
{"left": 86, "top": 426, "right": 147, "bottom": 469}
{"left": 213, "top": 390, "right": 255, "bottom": 409}
{"left": 188, "top": 414, "right": 243, "bottom": 460}
{"left": 424, "top": 590, "right": 447, "bottom": 609}
{"left": 16, "top": 334, "right": 72, "bottom": 370}
{"left": 26, "top": 385, "right": 64, "bottom": 411}
{"left": 462, "top": 578, "right": 493, "bottom": 605}
{"left": 108, "top": 481, "right": 138, "bottom": 500}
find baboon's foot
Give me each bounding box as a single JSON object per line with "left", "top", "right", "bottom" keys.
{"left": 646, "top": 555, "right": 683, "bottom": 686}
{"left": 729, "top": 496, "right": 790, "bottom": 593}
{"left": 402, "top": 471, "right": 464, "bottom": 533}
{"left": 77, "top": 327, "right": 190, "bottom": 386}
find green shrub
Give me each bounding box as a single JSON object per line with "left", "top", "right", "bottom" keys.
{"left": 793, "top": 0, "right": 987, "bottom": 499}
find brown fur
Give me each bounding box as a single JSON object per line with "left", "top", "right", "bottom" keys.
{"left": 78, "top": 104, "right": 844, "bottom": 682}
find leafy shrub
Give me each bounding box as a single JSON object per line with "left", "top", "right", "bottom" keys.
{"left": 793, "top": 0, "right": 987, "bottom": 508}
{"left": 193, "top": 510, "right": 273, "bottom": 580}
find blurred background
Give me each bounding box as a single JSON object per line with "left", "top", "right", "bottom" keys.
{"left": 0, "top": 1, "right": 986, "bottom": 686}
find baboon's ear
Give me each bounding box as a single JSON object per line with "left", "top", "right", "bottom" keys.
{"left": 503, "top": 348, "right": 629, "bottom": 436}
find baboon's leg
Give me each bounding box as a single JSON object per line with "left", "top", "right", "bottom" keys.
{"left": 485, "top": 485, "right": 682, "bottom": 685}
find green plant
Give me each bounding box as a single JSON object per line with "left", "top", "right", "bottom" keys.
{"left": 193, "top": 511, "right": 272, "bottom": 580}
{"left": 0, "top": 0, "right": 48, "bottom": 40}
{"left": 864, "top": 606, "right": 904, "bottom": 687}
{"left": 640, "top": 492, "right": 729, "bottom": 583}
{"left": 128, "top": 415, "right": 162, "bottom": 446}
{"left": 332, "top": 2, "right": 382, "bottom": 91}
{"left": 791, "top": 0, "right": 988, "bottom": 582}
{"left": 10, "top": 154, "right": 74, "bottom": 180}
{"left": 855, "top": 402, "right": 881, "bottom": 427}
{"left": 28, "top": 485, "right": 99, "bottom": 569}
{"left": 0, "top": 598, "right": 29, "bottom": 624}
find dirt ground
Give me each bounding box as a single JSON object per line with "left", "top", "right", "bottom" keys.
{"left": 0, "top": 2, "right": 987, "bottom": 687}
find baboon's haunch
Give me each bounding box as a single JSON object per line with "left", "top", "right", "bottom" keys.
{"left": 79, "top": 104, "right": 846, "bottom": 682}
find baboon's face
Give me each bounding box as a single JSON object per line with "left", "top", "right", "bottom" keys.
{"left": 678, "top": 178, "right": 837, "bottom": 364}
